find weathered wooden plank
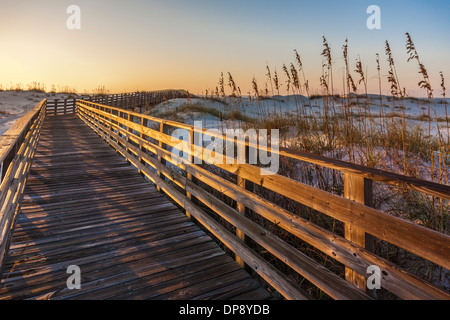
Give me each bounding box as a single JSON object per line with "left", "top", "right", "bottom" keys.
{"left": 147, "top": 268, "right": 253, "bottom": 301}
{"left": 65, "top": 252, "right": 235, "bottom": 300}
{"left": 344, "top": 173, "right": 372, "bottom": 291}
{"left": 17, "top": 188, "right": 156, "bottom": 212}
{"left": 8, "top": 212, "right": 187, "bottom": 253}
{"left": 0, "top": 100, "right": 46, "bottom": 271}
{"left": 191, "top": 278, "right": 269, "bottom": 300}
{"left": 3, "top": 238, "right": 218, "bottom": 300}
{"left": 4, "top": 226, "right": 203, "bottom": 277}
{"left": 18, "top": 191, "right": 163, "bottom": 215}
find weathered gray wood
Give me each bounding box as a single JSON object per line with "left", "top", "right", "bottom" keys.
{"left": 185, "top": 129, "right": 194, "bottom": 220}
{"left": 235, "top": 138, "right": 248, "bottom": 268}
{"left": 0, "top": 114, "right": 270, "bottom": 301}
{"left": 0, "top": 100, "right": 45, "bottom": 165}
{"left": 0, "top": 100, "right": 46, "bottom": 272}
{"left": 156, "top": 122, "right": 165, "bottom": 193}
{"left": 344, "top": 173, "right": 373, "bottom": 291}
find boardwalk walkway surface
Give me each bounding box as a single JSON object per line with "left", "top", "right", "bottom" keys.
{"left": 0, "top": 114, "right": 271, "bottom": 300}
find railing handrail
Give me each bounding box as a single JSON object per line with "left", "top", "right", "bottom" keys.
{"left": 0, "top": 100, "right": 47, "bottom": 169}
{"left": 44, "top": 90, "right": 192, "bottom": 116}
{"left": 77, "top": 99, "right": 450, "bottom": 201}
{"left": 0, "top": 99, "right": 47, "bottom": 273}
{"left": 76, "top": 100, "right": 450, "bottom": 300}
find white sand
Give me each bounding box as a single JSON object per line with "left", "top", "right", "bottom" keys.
{"left": 0, "top": 91, "right": 75, "bottom": 136}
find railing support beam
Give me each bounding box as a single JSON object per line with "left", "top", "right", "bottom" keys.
{"left": 344, "top": 173, "right": 374, "bottom": 291}
{"left": 157, "top": 122, "right": 166, "bottom": 193}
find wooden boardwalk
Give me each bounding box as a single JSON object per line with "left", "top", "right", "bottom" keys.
{"left": 0, "top": 115, "right": 271, "bottom": 300}
{"left": 1, "top": 96, "right": 448, "bottom": 300}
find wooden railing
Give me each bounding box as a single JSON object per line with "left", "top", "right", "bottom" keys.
{"left": 46, "top": 90, "right": 191, "bottom": 116}
{"left": 46, "top": 98, "right": 77, "bottom": 116}
{"left": 76, "top": 99, "right": 450, "bottom": 300}
{"left": 85, "top": 90, "right": 191, "bottom": 110}
{"left": 0, "top": 100, "right": 47, "bottom": 270}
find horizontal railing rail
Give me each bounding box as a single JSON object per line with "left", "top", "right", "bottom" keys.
{"left": 86, "top": 90, "right": 191, "bottom": 110}
{"left": 0, "top": 99, "right": 47, "bottom": 271}
{"left": 46, "top": 98, "right": 77, "bottom": 116}
{"left": 46, "top": 90, "right": 192, "bottom": 116}
{"left": 76, "top": 99, "right": 450, "bottom": 300}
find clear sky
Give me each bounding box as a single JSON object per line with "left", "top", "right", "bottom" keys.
{"left": 0, "top": 0, "right": 448, "bottom": 96}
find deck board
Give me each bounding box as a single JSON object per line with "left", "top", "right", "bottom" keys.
{"left": 0, "top": 114, "right": 271, "bottom": 300}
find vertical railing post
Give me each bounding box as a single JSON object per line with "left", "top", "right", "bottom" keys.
{"left": 139, "top": 116, "right": 148, "bottom": 175}
{"left": 125, "top": 112, "right": 133, "bottom": 156}
{"left": 344, "top": 173, "right": 374, "bottom": 291}
{"left": 156, "top": 121, "right": 166, "bottom": 193}
{"left": 185, "top": 129, "right": 195, "bottom": 220}
{"left": 106, "top": 107, "right": 112, "bottom": 141}
{"left": 0, "top": 159, "right": 4, "bottom": 183}
{"left": 235, "top": 138, "right": 250, "bottom": 268}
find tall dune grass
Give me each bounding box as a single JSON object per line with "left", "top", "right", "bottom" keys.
{"left": 174, "top": 34, "right": 450, "bottom": 297}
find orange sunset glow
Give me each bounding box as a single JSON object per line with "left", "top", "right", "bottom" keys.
{"left": 0, "top": 0, "right": 448, "bottom": 96}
